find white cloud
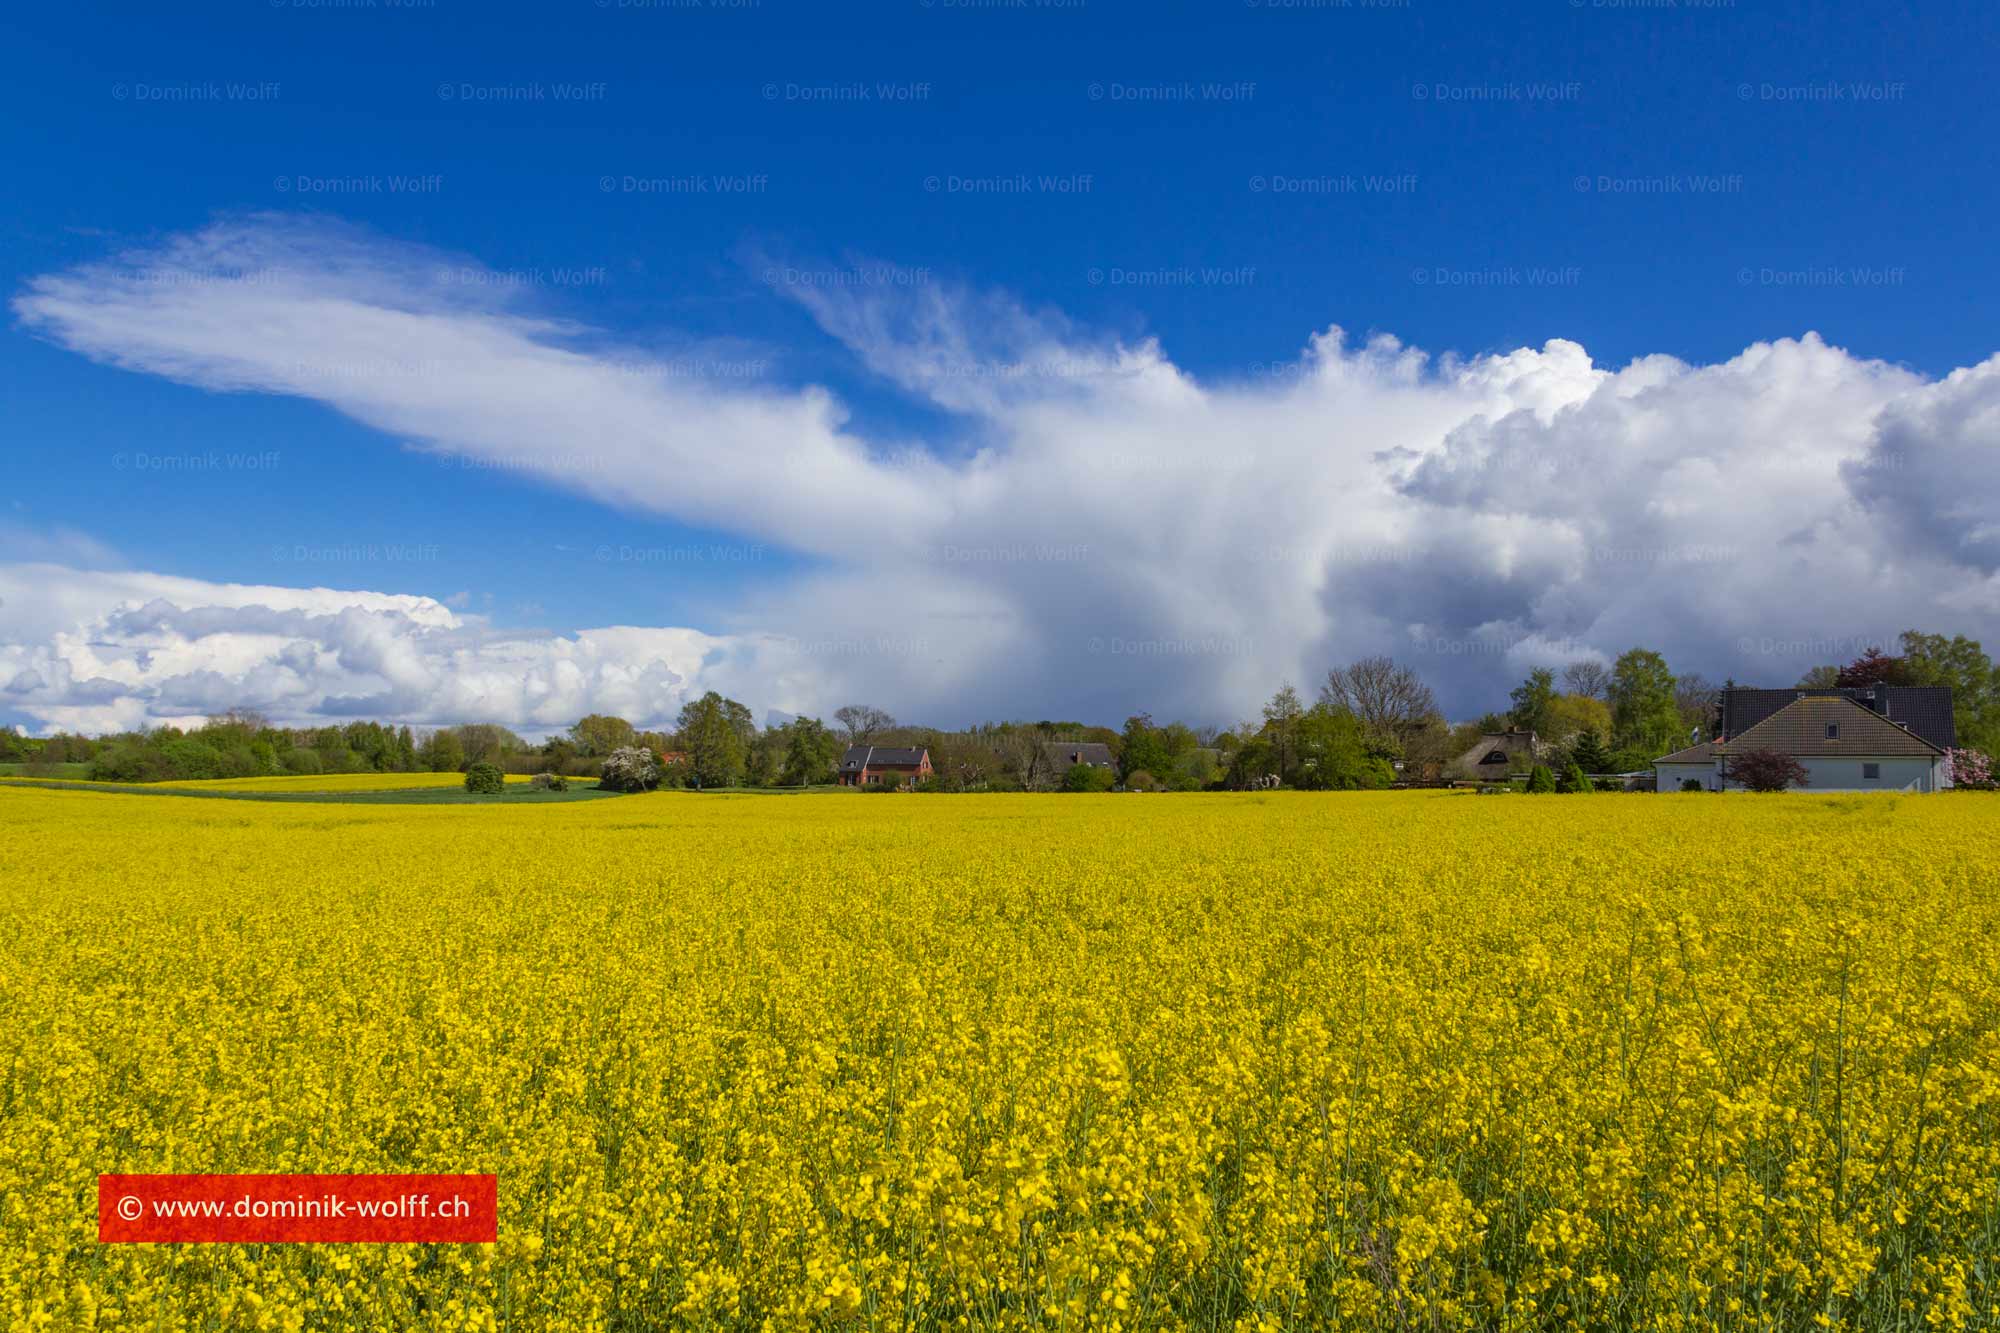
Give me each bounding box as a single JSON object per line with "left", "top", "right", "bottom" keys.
{"left": 9, "top": 215, "right": 2000, "bottom": 734}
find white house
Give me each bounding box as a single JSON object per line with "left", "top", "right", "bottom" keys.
{"left": 1655, "top": 695, "right": 1950, "bottom": 793}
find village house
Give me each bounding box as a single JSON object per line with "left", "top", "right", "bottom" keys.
{"left": 1655, "top": 692, "right": 1951, "bottom": 793}
{"left": 1042, "top": 741, "right": 1116, "bottom": 773}
{"left": 1449, "top": 728, "right": 1545, "bottom": 784}
{"left": 837, "top": 745, "right": 933, "bottom": 788}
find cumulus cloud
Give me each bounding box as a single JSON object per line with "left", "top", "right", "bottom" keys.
{"left": 0, "top": 563, "right": 752, "bottom": 735}
{"left": 9, "top": 215, "right": 2000, "bottom": 735}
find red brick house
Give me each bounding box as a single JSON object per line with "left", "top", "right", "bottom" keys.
{"left": 837, "top": 745, "right": 932, "bottom": 788}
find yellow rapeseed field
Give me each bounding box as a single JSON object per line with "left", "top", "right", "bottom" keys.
{"left": 2, "top": 787, "right": 1997, "bottom": 1331}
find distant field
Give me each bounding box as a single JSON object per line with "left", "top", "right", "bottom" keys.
{"left": 4, "top": 787, "right": 1996, "bottom": 1330}
{"left": 172, "top": 771, "right": 532, "bottom": 791}
{"left": 0, "top": 771, "right": 616, "bottom": 804}
{"left": 0, "top": 761, "right": 90, "bottom": 779}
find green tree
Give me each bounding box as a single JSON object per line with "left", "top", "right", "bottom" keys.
{"left": 677, "top": 692, "right": 747, "bottom": 788}
{"left": 1224, "top": 737, "right": 1276, "bottom": 789}
{"left": 1524, "top": 764, "right": 1558, "bottom": 794}
{"left": 1119, "top": 714, "right": 1174, "bottom": 785}
{"left": 452, "top": 723, "right": 521, "bottom": 766}
{"left": 1545, "top": 694, "right": 1613, "bottom": 745}
{"left": 781, "top": 717, "right": 840, "bottom": 786}
{"left": 569, "top": 714, "right": 637, "bottom": 757}
{"left": 1291, "top": 704, "right": 1390, "bottom": 790}
{"left": 419, "top": 729, "right": 465, "bottom": 772}
{"left": 1555, "top": 762, "right": 1594, "bottom": 794}
{"left": 1508, "top": 668, "right": 1558, "bottom": 736}
{"left": 1609, "top": 648, "right": 1683, "bottom": 757}
{"left": 1899, "top": 630, "right": 2000, "bottom": 753}
{"left": 1565, "top": 729, "right": 1613, "bottom": 774}
{"left": 1261, "top": 684, "right": 1306, "bottom": 782}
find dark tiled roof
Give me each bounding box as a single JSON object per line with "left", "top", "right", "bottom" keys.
{"left": 1725, "top": 696, "right": 1942, "bottom": 757}
{"left": 1722, "top": 686, "right": 1954, "bottom": 750}
{"left": 839, "top": 745, "right": 928, "bottom": 770}
{"left": 1044, "top": 742, "right": 1115, "bottom": 768}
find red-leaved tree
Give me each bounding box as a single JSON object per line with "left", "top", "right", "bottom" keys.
{"left": 1728, "top": 748, "right": 1810, "bottom": 792}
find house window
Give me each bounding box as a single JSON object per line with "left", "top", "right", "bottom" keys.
{"left": 1825, "top": 723, "right": 1839, "bottom": 739}
{"left": 1862, "top": 762, "right": 1880, "bottom": 780}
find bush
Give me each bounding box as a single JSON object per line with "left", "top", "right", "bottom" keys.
{"left": 158, "top": 738, "right": 224, "bottom": 781}
{"left": 864, "top": 776, "right": 904, "bottom": 792}
{"left": 88, "top": 742, "right": 178, "bottom": 784}
{"left": 1063, "top": 763, "right": 1117, "bottom": 792}
{"left": 1555, "top": 762, "right": 1594, "bottom": 794}
{"left": 281, "top": 748, "right": 324, "bottom": 775}
{"left": 463, "top": 763, "right": 506, "bottom": 795}
{"left": 1123, "top": 769, "right": 1162, "bottom": 793}
{"left": 529, "top": 772, "right": 569, "bottom": 791}
{"left": 1680, "top": 777, "right": 1705, "bottom": 793}
{"left": 1948, "top": 747, "right": 1994, "bottom": 789}
{"left": 1729, "top": 748, "right": 1809, "bottom": 793}
{"left": 1524, "top": 765, "right": 1558, "bottom": 794}
{"left": 598, "top": 746, "right": 661, "bottom": 793}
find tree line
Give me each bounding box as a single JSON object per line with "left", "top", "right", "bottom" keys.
{"left": 3, "top": 627, "right": 1993, "bottom": 789}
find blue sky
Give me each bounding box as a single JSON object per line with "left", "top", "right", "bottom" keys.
{"left": 4, "top": 0, "right": 1997, "bottom": 734}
